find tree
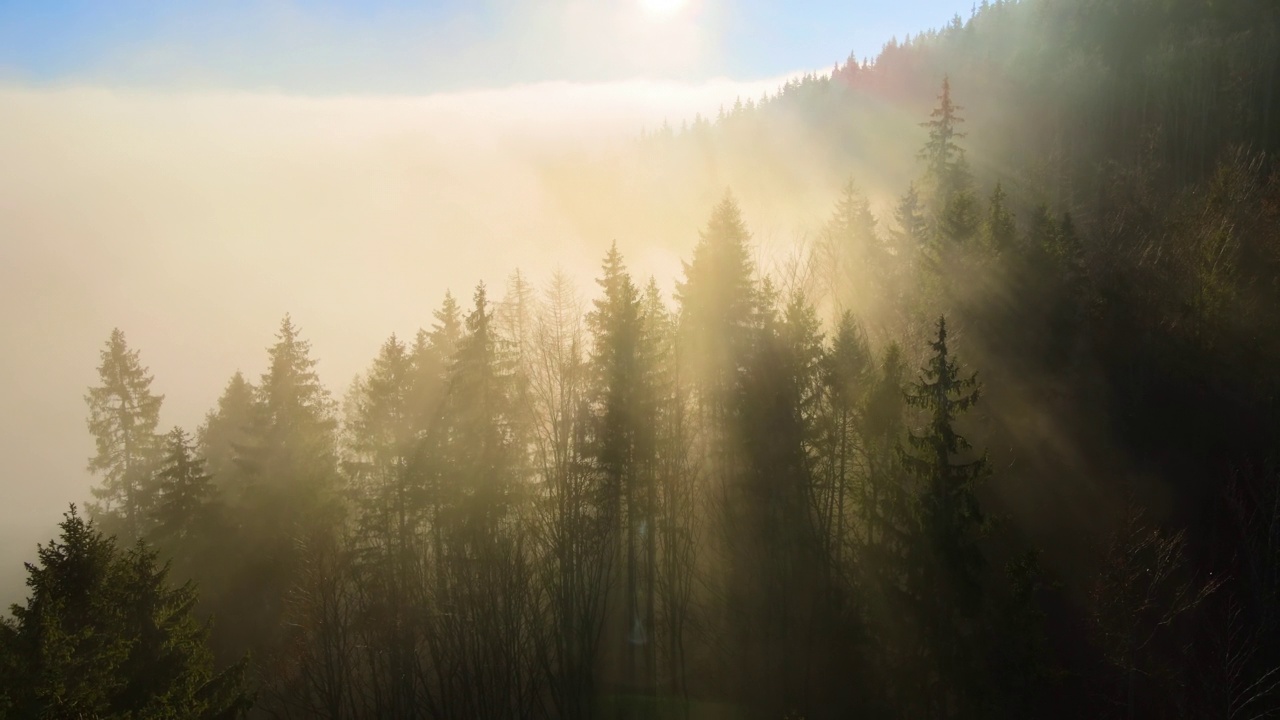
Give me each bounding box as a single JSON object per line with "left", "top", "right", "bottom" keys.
{"left": 824, "top": 180, "right": 885, "bottom": 316}
{"left": 676, "top": 194, "right": 759, "bottom": 410}
{"left": 149, "top": 427, "right": 221, "bottom": 571}
{"left": 227, "top": 316, "right": 340, "bottom": 682}
{"left": 197, "top": 372, "right": 255, "bottom": 497}
{"left": 343, "top": 333, "right": 422, "bottom": 718}
{"left": 919, "top": 75, "right": 969, "bottom": 205}
{"left": 984, "top": 181, "right": 1017, "bottom": 255}
{"left": 641, "top": 277, "right": 698, "bottom": 706}
{"left": 0, "top": 506, "right": 251, "bottom": 719}
{"left": 816, "top": 311, "right": 873, "bottom": 566}
{"left": 443, "top": 283, "right": 519, "bottom": 543}
{"left": 240, "top": 314, "right": 339, "bottom": 525}
{"left": 899, "top": 316, "right": 990, "bottom": 716}
{"left": 895, "top": 183, "right": 930, "bottom": 275}
{"left": 86, "top": 329, "right": 165, "bottom": 542}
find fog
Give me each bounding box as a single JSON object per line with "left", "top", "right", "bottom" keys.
{"left": 0, "top": 76, "right": 802, "bottom": 602}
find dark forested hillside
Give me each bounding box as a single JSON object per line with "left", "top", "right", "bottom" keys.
{"left": 4, "top": 0, "right": 1280, "bottom": 718}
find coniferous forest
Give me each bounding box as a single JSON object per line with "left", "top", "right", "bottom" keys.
{"left": 4, "top": 0, "right": 1280, "bottom": 718}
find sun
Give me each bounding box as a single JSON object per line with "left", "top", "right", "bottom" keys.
{"left": 639, "top": 0, "right": 688, "bottom": 19}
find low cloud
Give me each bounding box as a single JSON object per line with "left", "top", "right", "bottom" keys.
{"left": 0, "top": 74, "right": 802, "bottom": 599}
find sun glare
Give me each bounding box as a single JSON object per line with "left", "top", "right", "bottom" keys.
{"left": 639, "top": 0, "right": 688, "bottom": 19}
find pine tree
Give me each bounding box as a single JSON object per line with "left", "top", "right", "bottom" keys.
{"left": 0, "top": 507, "right": 251, "bottom": 719}
{"left": 348, "top": 334, "right": 415, "bottom": 496}
{"left": 85, "top": 328, "right": 165, "bottom": 542}
{"left": 984, "top": 181, "right": 1017, "bottom": 254}
{"left": 676, "top": 193, "right": 758, "bottom": 408}
{"left": 900, "top": 316, "right": 990, "bottom": 715}
{"left": 825, "top": 180, "right": 886, "bottom": 317}
{"left": 586, "top": 242, "right": 650, "bottom": 699}
{"left": 640, "top": 277, "right": 697, "bottom": 704}
{"left": 149, "top": 427, "right": 220, "bottom": 561}
{"left": 242, "top": 314, "right": 339, "bottom": 519}
{"left": 430, "top": 290, "right": 465, "bottom": 365}
{"left": 919, "top": 75, "right": 969, "bottom": 201}
{"left": 919, "top": 77, "right": 980, "bottom": 257}
{"left": 197, "top": 371, "right": 255, "bottom": 494}
{"left": 341, "top": 333, "right": 425, "bottom": 717}
{"left": 895, "top": 183, "right": 930, "bottom": 260}
{"left": 730, "top": 286, "right": 827, "bottom": 713}
{"left": 818, "top": 311, "right": 873, "bottom": 561}
{"left": 224, "top": 316, "right": 339, "bottom": 668}
{"left": 445, "top": 283, "right": 517, "bottom": 545}
{"left": 586, "top": 242, "right": 642, "bottom": 513}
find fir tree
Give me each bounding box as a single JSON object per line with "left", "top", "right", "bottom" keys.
{"left": 241, "top": 314, "right": 339, "bottom": 517}
{"left": 0, "top": 507, "right": 251, "bottom": 719}
{"left": 919, "top": 75, "right": 969, "bottom": 202}
{"left": 197, "top": 371, "right": 255, "bottom": 495}
{"left": 825, "top": 180, "right": 885, "bottom": 315}
{"left": 984, "top": 181, "right": 1017, "bottom": 254}
{"left": 676, "top": 193, "right": 758, "bottom": 413}
{"left": 900, "top": 316, "right": 990, "bottom": 716}
{"left": 85, "top": 329, "right": 165, "bottom": 542}
{"left": 149, "top": 427, "right": 220, "bottom": 559}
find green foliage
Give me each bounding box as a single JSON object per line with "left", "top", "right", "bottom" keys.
{"left": 148, "top": 427, "right": 221, "bottom": 575}
{"left": 902, "top": 317, "right": 988, "bottom": 611}
{"left": 0, "top": 507, "right": 251, "bottom": 719}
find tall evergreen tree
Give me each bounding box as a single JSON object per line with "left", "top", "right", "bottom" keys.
{"left": 676, "top": 194, "right": 759, "bottom": 410}
{"left": 242, "top": 314, "right": 339, "bottom": 520}
{"left": 344, "top": 334, "right": 421, "bottom": 717}
{"left": 85, "top": 329, "right": 165, "bottom": 542}
{"left": 229, "top": 316, "right": 340, "bottom": 673}
{"left": 586, "top": 242, "right": 653, "bottom": 699}
{"left": 984, "top": 181, "right": 1017, "bottom": 255}
{"left": 197, "top": 371, "right": 255, "bottom": 496}
{"left": 900, "top": 316, "right": 990, "bottom": 717}
{"left": 824, "top": 180, "right": 886, "bottom": 316}
{"left": 895, "top": 183, "right": 930, "bottom": 264}
{"left": 149, "top": 427, "right": 221, "bottom": 568}
{"left": 443, "top": 283, "right": 518, "bottom": 546}
{"left": 919, "top": 75, "right": 969, "bottom": 203}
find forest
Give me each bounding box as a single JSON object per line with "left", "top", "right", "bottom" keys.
{"left": 3, "top": 0, "right": 1280, "bottom": 718}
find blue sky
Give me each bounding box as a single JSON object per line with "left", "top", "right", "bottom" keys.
{"left": 0, "top": 0, "right": 977, "bottom": 92}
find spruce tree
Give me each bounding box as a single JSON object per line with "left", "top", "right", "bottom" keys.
{"left": 197, "top": 371, "right": 255, "bottom": 495}
{"left": 149, "top": 427, "right": 220, "bottom": 562}
{"left": 85, "top": 328, "right": 165, "bottom": 542}
{"left": 0, "top": 507, "right": 251, "bottom": 719}
{"left": 919, "top": 75, "right": 969, "bottom": 202}
{"left": 900, "top": 316, "right": 990, "bottom": 715}
{"left": 345, "top": 333, "right": 422, "bottom": 717}
{"left": 825, "top": 180, "right": 885, "bottom": 315}
{"left": 586, "top": 242, "right": 651, "bottom": 699}
{"left": 242, "top": 314, "right": 339, "bottom": 520}
{"left": 984, "top": 181, "right": 1017, "bottom": 255}
{"left": 895, "top": 183, "right": 930, "bottom": 261}
{"left": 226, "top": 316, "right": 339, "bottom": 668}
{"left": 444, "top": 283, "right": 517, "bottom": 544}
{"left": 676, "top": 193, "right": 758, "bottom": 409}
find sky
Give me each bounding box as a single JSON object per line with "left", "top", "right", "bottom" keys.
{"left": 0, "top": 0, "right": 974, "bottom": 602}
{"left": 0, "top": 0, "right": 976, "bottom": 92}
